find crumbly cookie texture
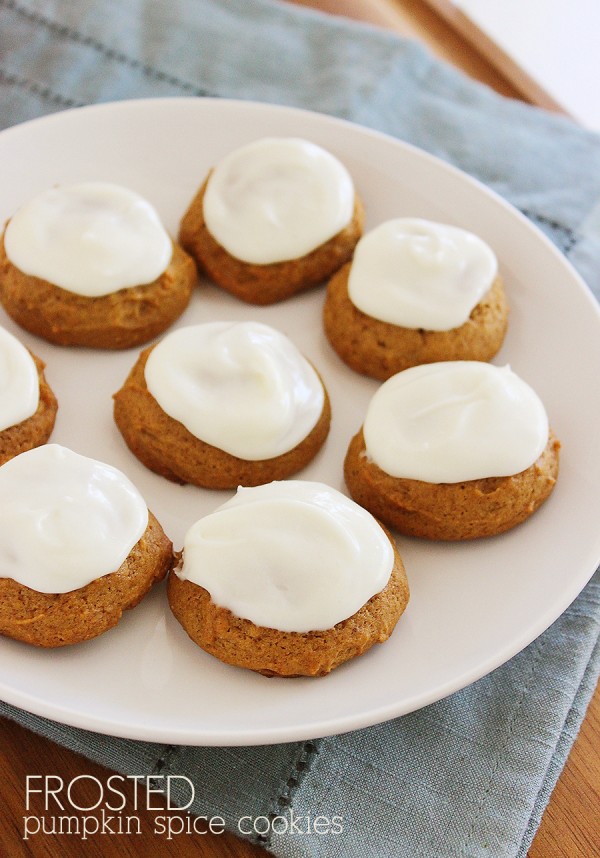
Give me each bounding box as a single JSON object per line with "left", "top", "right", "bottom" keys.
{"left": 324, "top": 263, "right": 509, "bottom": 380}
{"left": 178, "top": 177, "right": 364, "bottom": 304}
{"left": 113, "top": 344, "right": 331, "bottom": 489}
{"left": 0, "top": 350, "right": 57, "bottom": 466}
{"left": 167, "top": 527, "right": 409, "bottom": 677}
{"left": 0, "top": 233, "right": 197, "bottom": 349}
{"left": 344, "top": 429, "right": 560, "bottom": 541}
{"left": 0, "top": 511, "right": 174, "bottom": 647}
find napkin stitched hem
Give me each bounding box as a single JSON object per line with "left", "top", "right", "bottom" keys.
{"left": 0, "top": 0, "right": 218, "bottom": 99}
{"left": 518, "top": 209, "right": 578, "bottom": 255}
{"left": 245, "top": 740, "right": 322, "bottom": 849}
{"left": 0, "top": 66, "right": 82, "bottom": 111}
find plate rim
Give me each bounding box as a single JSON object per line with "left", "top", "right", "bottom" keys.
{"left": 1, "top": 96, "right": 599, "bottom": 746}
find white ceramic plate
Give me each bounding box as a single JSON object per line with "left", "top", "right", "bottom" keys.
{"left": 1, "top": 98, "right": 599, "bottom": 746}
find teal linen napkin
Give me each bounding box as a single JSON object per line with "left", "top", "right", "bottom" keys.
{"left": 1, "top": 1, "right": 600, "bottom": 855}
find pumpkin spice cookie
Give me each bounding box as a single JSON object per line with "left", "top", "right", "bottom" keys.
{"left": 0, "top": 325, "right": 57, "bottom": 465}
{"left": 0, "top": 182, "right": 196, "bottom": 349}
{"left": 179, "top": 137, "right": 364, "bottom": 304}
{"left": 344, "top": 362, "right": 560, "bottom": 540}
{"left": 168, "top": 481, "right": 410, "bottom": 677}
{"left": 114, "top": 321, "right": 331, "bottom": 489}
{"left": 324, "top": 218, "right": 508, "bottom": 380}
{"left": 0, "top": 445, "right": 174, "bottom": 647}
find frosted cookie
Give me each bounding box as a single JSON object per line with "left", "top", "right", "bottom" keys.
{"left": 113, "top": 321, "right": 331, "bottom": 488}
{"left": 168, "top": 481, "right": 410, "bottom": 676}
{"left": 0, "top": 445, "right": 174, "bottom": 647}
{"left": 344, "top": 362, "right": 560, "bottom": 540}
{"left": 0, "top": 325, "right": 57, "bottom": 465}
{"left": 179, "top": 137, "right": 364, "bottom": 304}
{"left": 0, "top": 182, "right": 196, "bottom": 349}
{"left": 324, "top": 218, "right": 508, "bottom": 379}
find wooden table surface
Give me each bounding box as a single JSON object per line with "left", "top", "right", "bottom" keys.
{"left": 2, "top": 2, "right": 599, "bottom": 857}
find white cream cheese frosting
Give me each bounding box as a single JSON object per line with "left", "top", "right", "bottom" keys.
{"left": 176, "top": 480, "right": 395, "bottom": 633}
{"left": 347, "top": 218, "right": 498, "bottom": 330}
{"left": 0, "top": 326, "right": 39, "bottom": 432}
{"left": 0, "top": 444, "right": 149, "bottom": 594}
{"left": 4, "top": 182, "right": 172, "bottom": 297}
{"left": 363, "top": 361, "right": 549, "bottom": 483}
{"left": 144, "top": 321, "right": 325, "bottom": 460}
{"left": 202, "top": 137, "right": 355, "bottom": 264}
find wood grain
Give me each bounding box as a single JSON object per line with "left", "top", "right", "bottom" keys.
{"left": 1, "top": 3, "right": 597, "bottom": 858}
{"left": 288, "top": 0, "right": 527, "bottom": 100}
{"left": 2, "top": 687, "right": 599, "bottom": 856}
{"left": 0, "top": 717, "right": 265, "bottom": 858}
{"left": 419, "top": 0, "right": 568, "bottom": 114}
